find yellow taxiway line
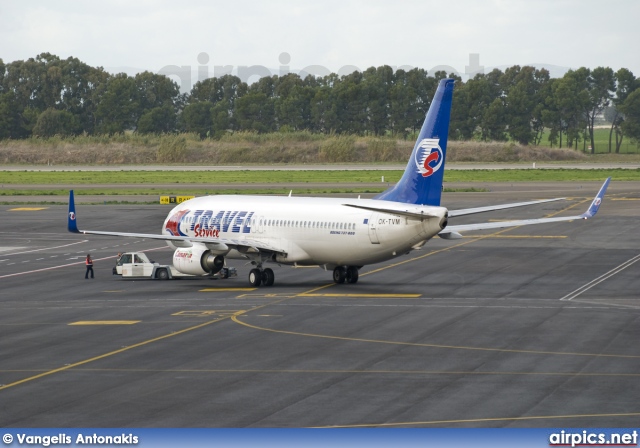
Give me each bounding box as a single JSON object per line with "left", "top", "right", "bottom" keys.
{"left": 8, "top": 207, "right": 48, "bottom": 211}
{"left": 199, "top": 288, "right": 257, "bottom": 292}
{"left": 297, "top": 293, "right": 421, "bottom": 298}
{"left": 68, "top": 321, "right": 140, "bottom": 325}
{"left": 315, "top": 411, "right": 640, "bottom": 428}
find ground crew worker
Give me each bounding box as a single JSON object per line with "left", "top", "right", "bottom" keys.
{"left": 113, "top": 252, "right": 122, "bottom": 275}
{"left": 85, "top": 254, "right": 94, "bottom": 279}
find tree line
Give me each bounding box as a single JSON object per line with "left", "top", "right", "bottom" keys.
{"left": 1, "top": 53, "right": 640, "bottom": 153}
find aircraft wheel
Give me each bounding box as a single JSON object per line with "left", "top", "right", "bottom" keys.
{"left": 262, "top": 268, "right": 275, "bottom": 286}
{"left": 346, "top": 266, "right": 359, "bottom": 284}
{"left": 333, "top": 266, "right": 346, "bottom": 284}
{"left": 249, "top": 268, "right": 262, "bottom": 286}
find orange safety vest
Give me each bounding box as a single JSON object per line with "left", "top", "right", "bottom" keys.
{"left": 86, "top": 257, "right": 93, "bottom": 266}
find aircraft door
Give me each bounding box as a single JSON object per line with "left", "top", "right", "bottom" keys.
{"left": 368, "top": 213, "right": 380, "bottom": 244}
{"left": 257, "top": 216, "right": 265, "bottom": 234}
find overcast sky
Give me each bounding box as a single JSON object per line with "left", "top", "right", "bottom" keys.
{"left": 2, "top": 0, "right": 639, "bottom": 86}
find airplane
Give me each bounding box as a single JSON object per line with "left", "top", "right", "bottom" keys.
{"left": 67, "top": 78, "right": 610, "bottom": 287}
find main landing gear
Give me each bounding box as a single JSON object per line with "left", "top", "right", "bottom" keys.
{"left": 333, "top": 266, "right": 359, "bottom": 284}
{"left": 248, "top": 267, "right": 275, "bottom": 287}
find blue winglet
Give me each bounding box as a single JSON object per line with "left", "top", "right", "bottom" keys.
{"left": 580, "top": 177, "right": 611, "bottom": 219}
{"left": 68, "top": 190, "right": 80, "bottom": 233}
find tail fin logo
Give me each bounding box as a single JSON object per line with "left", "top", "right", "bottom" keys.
{"left": 69, "top": 212, "right": 76, "bottom": 221}
{"left": 415, "top": 138, "right": 443, "bottom": 178}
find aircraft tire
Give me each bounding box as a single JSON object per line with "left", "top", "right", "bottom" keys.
{"left": 333, "top": 266, "right": 346, "bottom": 284}
{"left": 249, "top": 268, "right": 262, "bottom": 286}
{"left": 346, "top": 266, "right": 359, "bottom": 283}
{"left": 262, "top": 268, "right": 275, "bottom": 286}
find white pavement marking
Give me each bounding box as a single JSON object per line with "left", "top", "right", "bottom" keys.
{"left": 559, "top": 253, "right": 640, "bottom": 301}
{"left": 0, "top": 241, "right": 88, "bottom": 256}
{"left": 0, "top": 246, "right": 167, "bottom": 279}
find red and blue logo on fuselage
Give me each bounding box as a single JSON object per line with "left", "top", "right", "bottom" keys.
{"left": 164, "top": 209, "right": 190, "bottom": 236}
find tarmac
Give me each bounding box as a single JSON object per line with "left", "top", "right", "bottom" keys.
{"left": 0, "top": 183, "right": 639, "bottom": 427}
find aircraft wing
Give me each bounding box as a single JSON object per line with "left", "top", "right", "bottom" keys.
{"left": 448, "top": 197, "right": 565, "bottom": 217}
{"left": 66, "top": 191, "right": 286, "bottom": 254}
{"left": 439, "top": 178, "right": 610, "bottom": 239}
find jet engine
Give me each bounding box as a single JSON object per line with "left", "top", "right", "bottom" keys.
{"left": 173, "top": 247, "right": 225, "bottom": 276}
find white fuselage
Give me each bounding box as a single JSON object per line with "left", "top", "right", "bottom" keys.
{"left": 162, "top": 195, "right": 448, "bottom": 269}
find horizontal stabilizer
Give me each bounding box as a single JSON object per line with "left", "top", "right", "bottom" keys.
{"left": 342, "top": 203, "right": 439, "bottom": 221}
{"left": 438, "top": 231, "right": 463, "bottom": 240}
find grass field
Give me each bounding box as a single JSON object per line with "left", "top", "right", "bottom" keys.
{"left": 0, "top": 168, "right": 636, "bottom": 202}
{"left": 537, "top": 128, "right": 640, "bottom": 154}
{"left": 1, "top": 168, "right": 639, "bottom": 186}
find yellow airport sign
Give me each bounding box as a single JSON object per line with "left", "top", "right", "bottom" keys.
{"left": 160, "top": 195, "right": 195, "bottom": 205}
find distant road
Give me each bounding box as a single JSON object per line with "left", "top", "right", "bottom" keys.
{"left": 2, "top": 163, "right": 640, "bottom": 171}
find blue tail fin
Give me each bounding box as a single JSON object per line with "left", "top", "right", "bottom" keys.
{"left": 68, "top": 190, "right": 79, "bottom": 233}
{"left": 375, "top": 78, "right": 455, "bottom": 206}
